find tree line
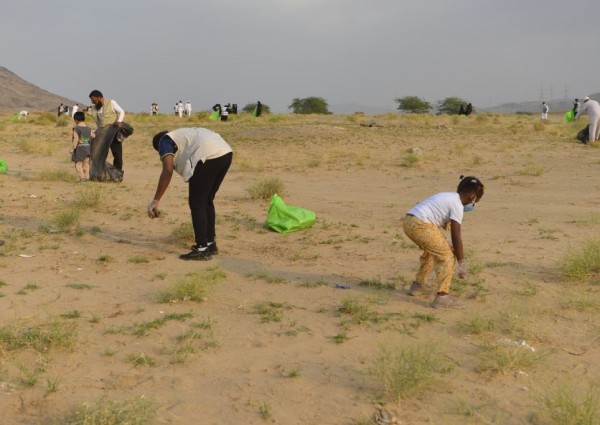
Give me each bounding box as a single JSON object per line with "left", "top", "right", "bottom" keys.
{"left": 244, "top": 96, "right": 473, "bottom": 115}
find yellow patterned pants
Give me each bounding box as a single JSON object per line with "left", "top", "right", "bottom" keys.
{"left": 403, "top": 215, "right": 455, "bottom": 293}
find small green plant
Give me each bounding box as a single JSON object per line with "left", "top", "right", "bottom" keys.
{"left": 338, "top": 298, "right": 387, "bottom": 325}
{"left": 52, "top": 207, "right": 82, "bottom": 231}
{"left": 253, "top": 301, "right": 288, "bottom": 323}
{"left": 0, "top": 319, "right": 77, "bottom": 353}
{"left": 457, "top": 315, "right": 496, "bottom": 335}
{"left": 38, "top": 169, "right": 77, "bottom": 182}
{"left": 128, "top": 255, "right": 150, "bottom": 264}
{"left": 45, "top": 377, "right": 60, "bottom": 396}
{"left": 518, "top": 163, "right": 545, "bottom": 176}
{"left": 258, "top": 401, "right": 272, "bottom": 420}
{"left": 16, "top": 282, "right": 40, "bottom": 295}
{"left": 476, "top": 341, "right": 541, "bottom": 376}
{"left": 370, "top": 342, "right": 452, "bottom": 401}
{"left": 58, "top": 396, "right": 156, "bottom": 424}
{"left": 156, "top": 267, "right": 226, "bottom": 303}
{"left": 127, "top": 352, "right": 156, "bottom": 367}
{"left": 65, "top": 283, "right": 94, "bottom": 290}
{"left": 247, "top": 177, "right": 286, "bottom": 200}
{"left": 330, "top": 332, "right": 350, "bottom": 344}
{"left": 61, "top": 310, "right": 82, "bottom": 319}
{"left": 97, "top": 254, "right": 114, "bottom": 263}
{"left": 132, "top": 312, "right": 193, "bottom": 336}
{"left": 560, "top": 239, "right": 600, "bottom": 282}
{"left": 358, "top": 278, "right": 395, "bottom": 290}
{"left": 299, "top": 279, "right": 328, "bottom": 288}
{"left": 75, "top": 186, "right": 102, "bottom": 209}
{"left": 539, "top": 383, "right": 599, "bottom": 425}
{"left": 172, "top": 222, "right": 195, "bottom": 242}
{"left": 248, "top": 270, "right": 286, "bottom": 284}
{"left": 402, "top": 151, "right": 421, "bottom": 167}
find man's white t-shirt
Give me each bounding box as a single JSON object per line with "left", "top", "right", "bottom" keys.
{"left": 407, "top": 192, "right": 464, "bottom": 228}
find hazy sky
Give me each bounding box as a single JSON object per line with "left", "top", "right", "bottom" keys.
{"left": 1, "top": 0, "right": 599, "bottom": 113}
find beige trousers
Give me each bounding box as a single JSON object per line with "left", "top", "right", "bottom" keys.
{"left": 403, "top": 215, "right": 455, "bottom": 293}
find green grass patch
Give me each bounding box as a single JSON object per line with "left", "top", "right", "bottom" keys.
{"left": 156, "top": 267, "right": 226, "bottom": 303}
{"left": 132, "top": 312, "right": 193, "bottom": 336}
{"left": 247, "top": 177, "right": 286, "bottom": 200}
{"left": 560, "top": 239, "right": 600, "bottom": 282}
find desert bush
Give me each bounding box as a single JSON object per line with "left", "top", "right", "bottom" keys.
{"left": 17, "top": 139, "right": 58, "bottom": 156}
{"left": 402, "top": 151, "right": 422, "bottom": 167}
{"left": 39, "top": 169, "right": 77, "bottom": 182}
{"left": 560, "top": 239, "right": 600, "bottom": 281}
{"left": 172, "top": 222, "right": 195, "bottom": 243}
{"left": 52, "top": 207, "right": 82, "bottom": 231}
{"left": 539, "top": 383, "right": 599, "bottom": 425}
{"left": 247, "top": 177, "right": 286, "bottom": 200}
{"left": 157, "top": 267, "right": 226, "bottom": 303}
{"left": 0, "top": 318, "right": 77, "bottom": 353}
{"left": 370, "top": 342, "right": 452, "bottom": 401}
{"left": 55, "top": 396, "right": 156, "bottom": 424}
{"left": 75, "top": 186, "right": 102, "bottom": 209}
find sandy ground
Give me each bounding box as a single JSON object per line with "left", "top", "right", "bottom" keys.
{"left": 0, "top": 111, "right": 599, "bottom": 424}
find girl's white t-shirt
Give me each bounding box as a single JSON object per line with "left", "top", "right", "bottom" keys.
{"left": 407, "top": 192, "right": 464, "bottom": 228}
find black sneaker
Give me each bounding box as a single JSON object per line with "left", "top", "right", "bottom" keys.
{"left": 179, "top": 246, "right": 211, "bottom": 261}
{"left": 207, "top": 243, "right": 218, "bottom": 255}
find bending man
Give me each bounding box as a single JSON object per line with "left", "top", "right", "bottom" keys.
{"left": 575, "top": 96, "right": 600, "bottom": 144}
{"left": 148, "top": 128, "right": 233, "bottom": 260}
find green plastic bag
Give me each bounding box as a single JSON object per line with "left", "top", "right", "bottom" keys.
{"left": 0, "top": 158, "right": 7, "bottom": 174}
{"left": 565, "top": 110, "right": 574, "bottom": 122}
{"left": 266, "top": 194, "right": 316, "bottom": 233}
{"left": 209, "top": 110, "right": 220, "bottom": 121}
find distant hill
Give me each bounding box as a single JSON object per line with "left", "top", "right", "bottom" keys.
{"left": 0, "top": 66, "right": 80, "bottom": 112}
{"left": 480, "top": 93, "right": 600, "bottom": 114}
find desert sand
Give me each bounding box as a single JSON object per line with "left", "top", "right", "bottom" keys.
{"left": 0, "top": 110, "right": 599, "bottom": 424}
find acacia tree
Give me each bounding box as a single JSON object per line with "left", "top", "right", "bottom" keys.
{"left": 394, "top": 96, "right": 431, "bottom": 114}
{"left": 438, "top": 97, "right": 469, "bottom": 115}
{"left": 288, "top": 97, "right": 330, "bottom": 114}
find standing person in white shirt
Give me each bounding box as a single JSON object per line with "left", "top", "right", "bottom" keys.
{"left": 403, "top": 176, "right": 485, "bottom": 309}
{"left": 541, "top": 102, "right": 549, "bottom": 120}
{"left": 72, "top": 103, "right": 79, "bottom": 117}
{"left": 185, "top": 101, "right": 192, "bottom": 116}
{"left": 177, "top": 101, "right": 184, "bottom": 118}
{"left": 88, "top": 89, "right": 125, "bottom": 182}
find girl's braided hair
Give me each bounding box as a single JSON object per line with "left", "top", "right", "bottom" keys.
{"left": 457, "top": 175, "right": 485, "bottom": 199}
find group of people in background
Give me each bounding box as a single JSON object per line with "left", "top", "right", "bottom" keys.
{"left": 210, "top": 103, "right": 238, "bottom": 121}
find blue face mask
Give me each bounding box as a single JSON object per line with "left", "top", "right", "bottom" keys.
{"left": 464, "top": 203, "right": 476, "bottom": 212}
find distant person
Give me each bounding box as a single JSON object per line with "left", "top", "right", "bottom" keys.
{"left": 148, "top": 128, "right": 233, "bottom": 260}
{"left": 151, "top": 103, "right": 159, "bottom": 115}
{"left": 72, "top": 103, "right": 79, "bottom": 117}
{"left": 541, "top": 102, "right": 549, "bottom": 120}
{"left": 464, "top": 103, "right": 473, "bottom": 116}
{"left": 177, "top": 100, "right": 184, "bottom": 118}
{"left": 63, "top": 105, "right": 70, "bottom": 116}
{"left": 209, "top": 104, "right": 221, "bottom": 121}
{"left": 403, "top": 176, "right": 485, "bottom": 309}
{"left": 70, "top": 111, "right": 92, "bottom": 182}
{"left": 185, "top": 101, "right": 192, "bottom": 116}
{"left": 88, "top": 89, "right": 125, "bottom": 182}
{"left": 254, "top": 101, "right": 263, "bottom": 117}
{"left": 575, "top": 96, "right": 600, "bottom": 144}
{"left": 58, "top": 103, "right": 64, "bottom": 117}
{"left": 458, "top": 105, "right": 465, "bottom": 116}
{"left": 220, "top": 104, "right": 229, "bottom": 121}
{"left": 573, "top": 98, "right": 580, "bottom": 114}
{"left": 231, "top": 104, "right": 238, "bottom": 114}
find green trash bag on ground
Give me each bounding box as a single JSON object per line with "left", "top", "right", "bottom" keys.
{"left": 565, "top": 110, "right": 574, "bottom": 122}
{"left": 0, "top": 158, "right": 7, "bottom": 174}
{"left": 209, "top": 110, "right": 220, "bottom": 121}
{"left": 266, "top": 194, "right": 316, "bottom": 233}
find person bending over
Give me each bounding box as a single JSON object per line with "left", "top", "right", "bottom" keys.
{"left": 148, "top": 128, "right": 233, "bottom": 260}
